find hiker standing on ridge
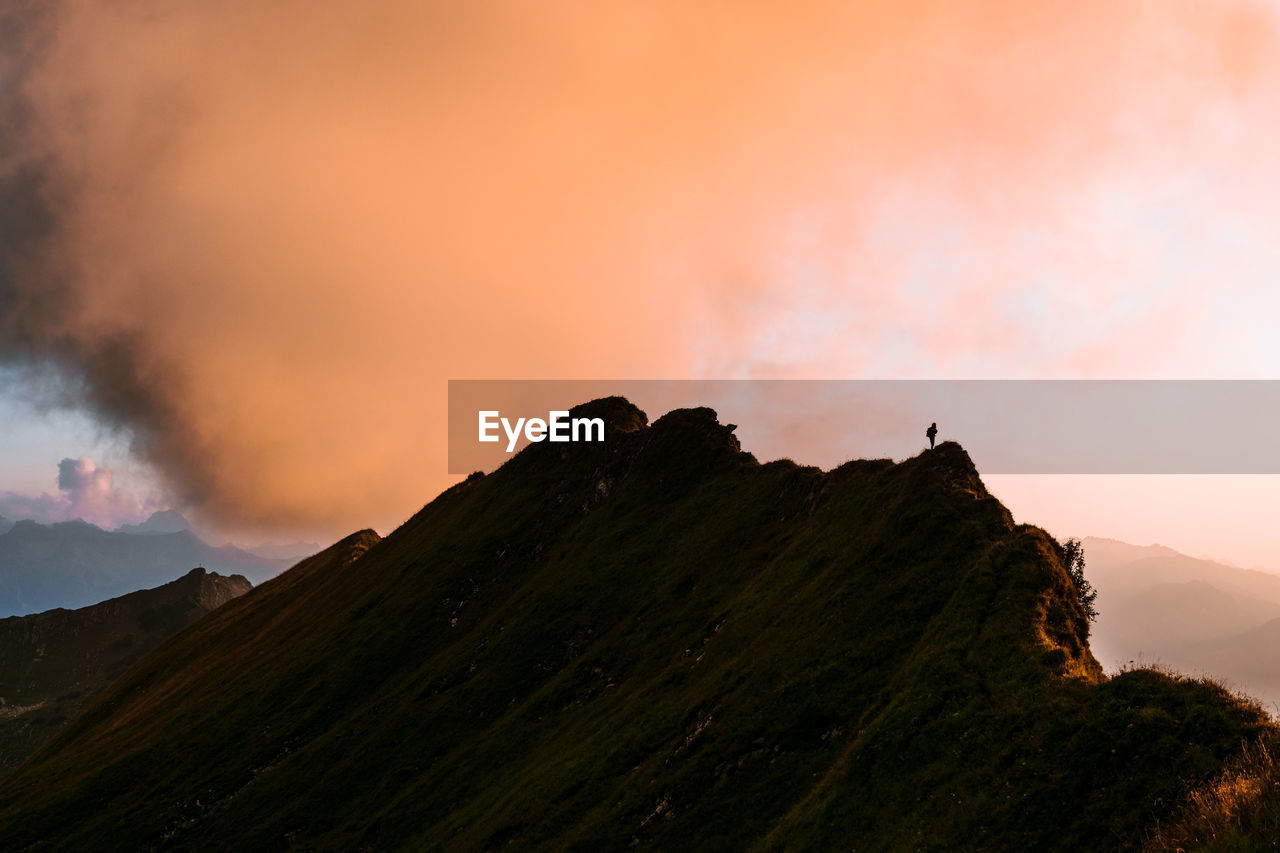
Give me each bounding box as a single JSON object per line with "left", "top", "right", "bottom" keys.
{"left": 926, "top": 422, "right": 938, "bottom": 450}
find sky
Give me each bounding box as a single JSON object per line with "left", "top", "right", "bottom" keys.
{"left": 3, "top": 1, "right": 1280, "bottom": 562}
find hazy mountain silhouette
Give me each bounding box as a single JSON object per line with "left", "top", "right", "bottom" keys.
{"left": 1086, "top": 537, "right": 1280, "bottom": 605}
{"left": 0, "top": 567, "right": 251, "bottom": 777}
{"left": 1086, "top": 536, "right": 1280, "bottom": 712}
{"left": 0, "top": 516, "right": 11, "bottom": 536}
{"left": 114, "top": 509, "right": 194, "bottom": 536}
{"left": 1170, "top": 619, "right": 1280, "bottom": 703}
{"left": 0, "top": 519, "right": 285, "bottom": 616}
{"left": 0, "top": 399, "right": 1270, "bottom": 850}
{"left": 116, "top": 510, "right": 319, "bottom": 561}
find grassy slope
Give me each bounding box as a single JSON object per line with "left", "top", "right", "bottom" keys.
{"left": 1152, "top": 738, "right": 1280, "bottom": 849}
{"left": 0, "top": 398, "right": 1269, "bottom": 851}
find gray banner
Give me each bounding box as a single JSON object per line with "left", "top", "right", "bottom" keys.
{"left": 448, "top": 380, "right": 1280, "bottom": 475}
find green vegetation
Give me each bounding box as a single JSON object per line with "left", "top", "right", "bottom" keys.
{"left": 1059, "top": 536, "right": 1099, "bottom": 628}
{"left": 1146, "top": 729, "right": 1280, "bottom": 851}
{"left": 0, "top": 398, "right": 1271, "bottom": 851}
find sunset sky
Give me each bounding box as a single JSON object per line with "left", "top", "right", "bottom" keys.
{"left": 4, "top": 2, "right": 1280, "bottom": 564}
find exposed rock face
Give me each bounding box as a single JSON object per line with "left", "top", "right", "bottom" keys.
{"left": 0, "top": 568, "right": 252, "bottom": 776}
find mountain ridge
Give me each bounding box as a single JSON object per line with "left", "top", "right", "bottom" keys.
{"left": 0, "top": 517, "right": 287, "bottom": 616}
{"left": 115, "top": 509, "right": 194, "bottom": 536}
{"left": 0, "top": 398, "right": 1267, "bottom": 850}
{"left": 0, "top": 567, "right": 252, "bottom": 776}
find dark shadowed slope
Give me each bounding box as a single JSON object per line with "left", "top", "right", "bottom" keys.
{"left": 0, "top": 520, "right": 286, "bottom": 615}
{"left": 0, "top": 568, "right": 251, "bottom": 777}
{"left": 0, "top": 398, "right": 1270, "bottom": 851}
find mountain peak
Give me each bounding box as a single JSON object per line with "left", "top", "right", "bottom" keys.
{"left": 116, "top": 509, "right": 193, "bottom": 536}
{"left": 643, "top": 405, "right": 744, "bottom": 462}
{"left": 913, "top": 439, "right": 990, "bottom": 498}
{"left": 6, "top": 519, "right": 43, "bottom": 536}
{"left": 567, "top": 395, "right": 647, "bottom": 433}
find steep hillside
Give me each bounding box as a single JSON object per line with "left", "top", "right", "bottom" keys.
{"left": 0, "top": 398, "right": 1269, "bottom": 851}
{"left": 0, "top": 568, "right": 251, "bottom": 776}
{"left": 0, "top": 519, "right": 286, "bottom": 615}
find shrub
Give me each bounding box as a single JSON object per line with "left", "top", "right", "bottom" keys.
{"left": 1060, "top": 537, "right": 1098, "bottom": 624}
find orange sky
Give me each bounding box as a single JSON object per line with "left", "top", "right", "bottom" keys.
{"left": 4, "top": 1, "right": 1280, "bottom": 553}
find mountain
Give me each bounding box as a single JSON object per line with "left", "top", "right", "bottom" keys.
{"left": 0, "top": 567, "right": 251, "bottom": 777}
{"left": 1085, "top": 536, "right": 1280, "bottom": 711}
{"left": 1085, "top": 537, "right": 1280, "bottom": 606}
{"left": 0, "top": 519, "right": 287, "bottom": 616}
{"left": 0, "top": 516, "right": 11, "bottom": 536}
{"left": 114, "top": 509, "right": 194, "bottom": 536}
{"left": 1157, "top": 619, "right": 1280, "bottom": 721}
{"left": 116, "top": 510, "right": 321, "bottom": 561}
{"left": 0, "top": 399, "right": 1270, "bottom": 850}
{"left": 1095, "top": 581, "right": 1280, "bottom": 660}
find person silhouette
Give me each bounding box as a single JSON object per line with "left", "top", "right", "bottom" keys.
{"left": 926, "top": 422, "right": 938, "bottom": 450}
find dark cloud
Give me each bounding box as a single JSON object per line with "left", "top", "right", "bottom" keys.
{"left": 58, "top": 456, "right": 105, "bottom": 492}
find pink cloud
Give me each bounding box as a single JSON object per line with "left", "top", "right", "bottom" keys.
{"left": 0, "top": 457, "right": 155, "bottom": 529}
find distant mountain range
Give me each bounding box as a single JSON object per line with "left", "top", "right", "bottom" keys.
{"left": 112, "top": 511, "right": 319, "bottom": 561}
{"left": 1086, "top": 536, "right": 1280, "bottom": 712}
{"left": 0, "top": 567, "right": 251, "bottom": 777}
{"left": 0, "top": 515, "right": 287, "bottom": 616}
{"left": 113, "top": 509, "right": 195, "bottom": 536}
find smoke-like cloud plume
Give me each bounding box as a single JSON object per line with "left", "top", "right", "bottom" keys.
{"left": 1, "top": 1, "right": 1278, "bottom": 537}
